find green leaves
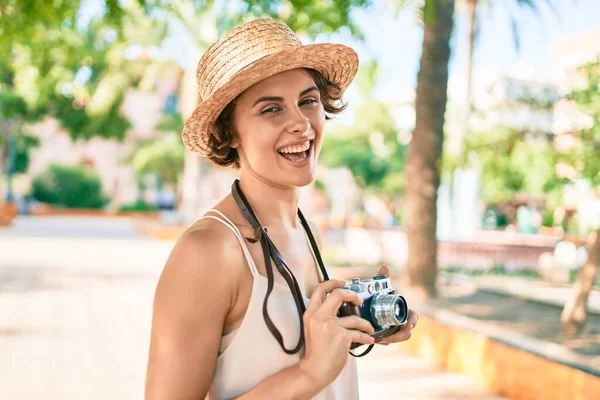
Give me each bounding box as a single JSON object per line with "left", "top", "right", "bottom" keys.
{"left": 1, "top": 0, "right": 169, "bottom": 142}
{"left": 564, "top": 58, "right": 600, "bottom": 186}
{"left": 463, "top": 127, "right": 556, "bottom": 202}
{"left": 0, "top": 92, "right": 28, "bottom": 120}
{"left": 319, "top": 61, "right": 406, "bottom": 196}
{"left": 30, "top": 163, "right": 109, "bottom": 208}
{"left": 12, "top": 133, "right": 41, "bottom": 175}
{"left": 129, "top": 134, "right": 185, "bottom": 188}
{"left": 235, "top": 0, "right": 372, "bottom": 38}
{"left": 127, "top": 112, "right": 185, "bottom": 188}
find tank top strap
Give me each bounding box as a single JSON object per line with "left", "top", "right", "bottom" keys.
{"left": 198, "top": 209, "right": 259, "bottom": 277}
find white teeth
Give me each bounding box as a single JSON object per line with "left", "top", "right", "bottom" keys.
{"left": 278, "top": 141, "right": 310, "bottom": 154}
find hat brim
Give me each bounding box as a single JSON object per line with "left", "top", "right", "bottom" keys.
{"left": 182, "top": 43, "right": 359, "bottom": 156}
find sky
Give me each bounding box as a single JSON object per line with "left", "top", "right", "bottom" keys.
{"left": 316, "top": 0, "right": 600, "bottom": 102}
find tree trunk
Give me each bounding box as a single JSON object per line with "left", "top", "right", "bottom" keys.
{"left": 464, "top": 0, "right": 477, "bottom": 140}
{"left": 403, "top": 0, "right": 455, "bottom": 300}
{"left": 561, "top": 208, "right": 575, "bottom": 238}
{"left": 561, "top": 229, "right": 600, "bottom": 334}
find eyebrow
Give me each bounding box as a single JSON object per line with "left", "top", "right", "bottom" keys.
{"left": 252, "top": 86, "right": 319, "bottom": 107}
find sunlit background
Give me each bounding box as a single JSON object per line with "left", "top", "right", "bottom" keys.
{"left": 1, "top": 0, "right": 600, "bottom": 399}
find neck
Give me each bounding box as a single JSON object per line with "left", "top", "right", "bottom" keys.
{"left": 236, "top": 174, "right": 302, "bottom": 229}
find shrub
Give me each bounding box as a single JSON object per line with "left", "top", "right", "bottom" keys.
{"left": 541, "top": 210, "right": 554, "bottom": 228}
{"left": 31, "top": 164, "right": 109, "bottom": 209}
{"left": 118, "top": 200, "right": 157, "bottom": 212}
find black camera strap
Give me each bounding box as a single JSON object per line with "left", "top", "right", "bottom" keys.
{"left": 297, "top": 209, "right": 330, "bottom": 282}
{"left": 231, "top": 180, "right": 329, "bottom": 354}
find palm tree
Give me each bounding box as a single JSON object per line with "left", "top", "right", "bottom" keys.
{"left": 404, "top": 0, "right": 455, "bottom": 299}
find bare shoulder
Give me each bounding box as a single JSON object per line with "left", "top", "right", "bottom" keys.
{"left": 151, "top": 213, "right": 251, "bottom": 335}
{"left": 157, "top": 216, "right": 244, "bottom": 295}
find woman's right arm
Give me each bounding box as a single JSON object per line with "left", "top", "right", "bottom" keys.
{"left": 145, "top": 226, "right": 237, "bottom": 400}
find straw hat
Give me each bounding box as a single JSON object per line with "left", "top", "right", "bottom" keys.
{"left": 182, "top": 18, "right": 359, "bottom": 156}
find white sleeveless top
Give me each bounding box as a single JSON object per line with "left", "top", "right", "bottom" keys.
{"left": 200, "top": 210, "right": 359, "bottom": 400}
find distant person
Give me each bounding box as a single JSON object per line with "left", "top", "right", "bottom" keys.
{"left": 144, "top": 18, "right": 418, "bottom": 399}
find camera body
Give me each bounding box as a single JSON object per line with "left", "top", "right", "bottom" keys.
{"left": 337, "top": 275, "right": 408, "bottom": 349}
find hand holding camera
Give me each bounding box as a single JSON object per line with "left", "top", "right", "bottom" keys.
{"left": 298, "top": 279, "right": 376, "bottom": 390}
{"left": 298, "top": 268, "right": 416, "bottom": 390}
{"left": 337, "top": 273, "right": 409, "bottom": 349}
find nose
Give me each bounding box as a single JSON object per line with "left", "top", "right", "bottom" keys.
{"left": 286, "top": 105, "right": 311, "bottom": 136}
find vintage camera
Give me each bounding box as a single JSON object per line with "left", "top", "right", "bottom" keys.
{"left": 337, "top": 275, "right": 408, "bottom": 349}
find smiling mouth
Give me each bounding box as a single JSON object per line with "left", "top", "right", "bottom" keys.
{"left": 277, "top": 140, "right": 313, "bottom": 163}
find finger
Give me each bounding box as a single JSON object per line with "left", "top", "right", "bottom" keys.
{"left": 305, "top": 280, "right": 346, "bottom": 317}
{"left": 377, "top": 264, "right": 390, "bottom": 277}
{"left": 337, "top": 315, "right": 375, "bottom": 335}
{"left": 403, "top": 309, "right": 419, "bottom": 331}
{"left": 381, "top": 330, "right": 412, "bottom": 344}
{"left": 319, "top": 288, "right": 363, "bottom": 317}
{"left": 346, "top": 329, "right": 375, "bottom": 346}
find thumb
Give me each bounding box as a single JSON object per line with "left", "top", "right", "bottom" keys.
{"left": 377, "top": 264, "right": 391, "bottom": 277}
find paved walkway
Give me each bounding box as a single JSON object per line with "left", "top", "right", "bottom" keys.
{"left": 0, "top": 216, "right": 502, "bottom": 399}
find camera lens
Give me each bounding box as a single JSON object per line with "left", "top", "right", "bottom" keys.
{"left": 370, "top": 293, "right": 408, "bottom": 329}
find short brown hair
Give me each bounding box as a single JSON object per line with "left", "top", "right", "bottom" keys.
{"left": 206, "top": 68, "right": 347, "bottom": 168}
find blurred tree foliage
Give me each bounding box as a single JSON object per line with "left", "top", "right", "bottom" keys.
{"left": 31, "top": 163, "right": 109, "bottom": 208}
{"left": 11, "top": 133, "right": 40, "bottom": 175}
{"left": 320, "top": 60, "right": 407, "bottom": 197}
{"left": 1, "top": 1, "right": 170, "bottom": 141}
{"left": 128, "top": 113, "right": 185, "bottom": 189}
{"left": 461, "top": 127, "right": 557, "bottom": 203}
{"left": 562, "top": 59, "right": 600, "bottom": 185}
{"left": 228, "top": 0, "right": 371, "bottom": 37}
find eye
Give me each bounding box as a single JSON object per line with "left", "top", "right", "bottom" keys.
{"left": 300, "top": 98, "right": 319, "bottom": 106}
{"left": 261, "top": 106, "right": 281, "bottom": 115}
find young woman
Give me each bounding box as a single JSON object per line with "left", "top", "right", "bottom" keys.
{"left": 145, "top": 18, "right": 419, "bottom": 400}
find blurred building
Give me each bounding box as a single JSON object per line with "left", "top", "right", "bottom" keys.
{"left": 470, "top": 74, "right": 557, "bottom": 137}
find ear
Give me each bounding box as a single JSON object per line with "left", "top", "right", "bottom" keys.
{"left": 229, "top": 118, "right": 240, "bottom": 148}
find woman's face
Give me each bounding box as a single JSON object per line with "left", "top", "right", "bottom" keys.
{"left": 231, "top": 69, "right": 326, "bottom": 188}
